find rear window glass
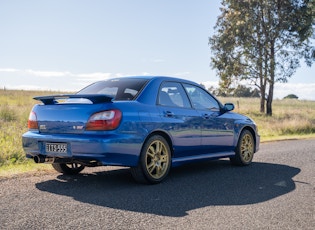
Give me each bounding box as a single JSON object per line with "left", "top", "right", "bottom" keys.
{"left": 77, "top": 78, "right": 148, "bottom": 101}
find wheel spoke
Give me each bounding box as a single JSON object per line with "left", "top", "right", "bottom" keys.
{"left": 156, "top": 141, "right": 162, "bottom": 154}
{"left": 147, "top": 152, "right": 155, "bottom": 160}
{"left": 148, "top": 163, "right": 156, "bottom": 174}
{"left": 244, "top": 151, "right": 249, "bottom": 160}
{"left": 68, "top": 163, "right": 77, "bottom": 169}
{"left": 148, "top": 146, "right": 156, "bottom": 156}
{"left": 156, "top": 165, "right": 163, "bottom": 176}
{"left": 147, "top": 160, "right": 155, "bottom": 168}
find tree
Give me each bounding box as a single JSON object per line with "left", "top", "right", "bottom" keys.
{"left": 284, "top": 94, "right": 299, "bottom": 99}
{"left": 233, "top": 85, "right": 260, "bottom": 97}
{"left": 209, "top": 0, "right": 314, "bottom": 116}
{"left": 208, "top": 84, "right": 260, "bottom": 97}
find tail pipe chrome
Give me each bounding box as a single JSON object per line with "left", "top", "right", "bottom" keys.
{"left": 34, "top": 155, "right": 55, "bottom": 164}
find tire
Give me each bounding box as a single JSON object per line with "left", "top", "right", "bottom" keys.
{"left": 52, "top": 163, "right": 85, "bottom": 175}
{"left": 131, "top": 135, "right": 171, "bottom": 184}
{"left": 230, "top": 130, "right": 255, "bottom": 166}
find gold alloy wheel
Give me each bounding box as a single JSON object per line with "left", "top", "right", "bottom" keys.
{"left": 145, "top": 140, "right": 170, "bottom": 179}
{"left": 66, "top": 163, "right": 83, "bottom": 169}
{"left": 240, "top": 133, "right": 254, "bottom": 163}
{"left": 52, "top": 162, "right": 85, "bottom": 175}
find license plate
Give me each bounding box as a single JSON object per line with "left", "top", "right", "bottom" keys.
{"left": 45, "top": 143, "right": 67, "bottom": 154}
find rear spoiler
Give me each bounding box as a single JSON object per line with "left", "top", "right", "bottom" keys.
{"left": 33, "top": 94, "right": 113, "bottom": 105}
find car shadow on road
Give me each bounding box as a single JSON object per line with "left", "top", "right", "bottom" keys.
{"left": 35, "top": 160, "right": 300, "bottom": 217}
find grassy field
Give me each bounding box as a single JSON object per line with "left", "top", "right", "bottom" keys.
{"left": 0, "top": 89, "right": 314, "bottom": 172}
{"left": 220, "top": 97, "right": 315, "bottom": 140}
{"left": 0, "top": 89, "right": 68, "bottom": 167}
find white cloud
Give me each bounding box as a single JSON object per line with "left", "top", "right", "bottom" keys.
{"left": 77, "top": 72, "right": 112, "bottom": 81}
{"left": 5, "top": 84, "right": 53, "bottom": 91}
{"left": 141, "top": 72, "right": 152, "bottom": 76}
{"left": 23, "top": 69, "right": 114, "bottom": 81}
{"left": 274, "top": 83, "right": 315, "bottom": 100}
{"left": 202, "top": 80, "right": 219, "bottom": 88}
{"left": 174, "top": 72, "right": 191, "bottom": 77}
{"left": 0, "top": 68, "right": 19, "bottom": 72}
{"left": 25, "top": 69, "right": 72, "bottom": 78}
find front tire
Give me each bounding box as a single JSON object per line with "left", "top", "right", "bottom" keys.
{"left": 131, "top": 135, "right": 171, "bottom": 184}
{"left": 230, "top": 130, "right": 255, "bottom": 166}
{"left": 52, "top": 163, "right": 85, "bottom": 175}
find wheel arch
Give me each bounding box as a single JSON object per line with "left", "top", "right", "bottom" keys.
{"left": 239, "top": 126, "right": 257, "bottom": 152}
{"left": 142, "top": 130, "right": 174, "bottom": 157}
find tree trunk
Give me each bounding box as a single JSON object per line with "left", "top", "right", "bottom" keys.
{"left": 266, "top": 85, "right": 273, "bottom": 116}
{"left": 258, "top": 17, "right": 265, "bottom": 114}
{"left": 267, "top": 40, "right": 276, "bottom": 116}
{"left": 260, "top": 85, "right": 265, "bottom": 113}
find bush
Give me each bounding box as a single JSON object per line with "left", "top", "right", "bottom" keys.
{"left": 283, "top": 94, "right": 298, "bottom": 99}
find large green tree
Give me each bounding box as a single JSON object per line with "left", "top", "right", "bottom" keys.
{"left": 209, "top": 0, "right": 314, "bottom": 115}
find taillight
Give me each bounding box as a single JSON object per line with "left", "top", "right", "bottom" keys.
{"left": 86, "top": 109, "right": 122, "bottom": 131}
{"left": 28, "top": 111, "right": 39, "bottom": 130}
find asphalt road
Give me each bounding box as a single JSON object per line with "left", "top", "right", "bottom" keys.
{"left": 0, "top": 139, "right": 314, "bottom": 230}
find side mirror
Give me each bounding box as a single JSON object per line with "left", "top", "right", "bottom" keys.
{"left": 223, "top": 103, "right": 234, "bottom": 112}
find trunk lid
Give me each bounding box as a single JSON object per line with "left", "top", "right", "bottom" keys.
{"left": 32, "top": 94, "right": 113, "bottom": 134}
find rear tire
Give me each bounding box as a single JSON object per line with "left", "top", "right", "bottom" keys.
{"left": 52, "top": 163, "right": 85, "bottom": 175}
{"left": 230, "top": 130, "right": 255, "bottom": 166}
{"left": 131, "top": 135, "right": 171, "bottom": 184}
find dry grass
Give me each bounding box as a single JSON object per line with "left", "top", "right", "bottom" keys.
{"left": 0, "top": 89, "right": 69, "bottom": 166}
{"left": 0, "top": 89, "right": 314, "bottom": 167}
{"left": 220, "top": 97, "right": 315, "bottom": 140}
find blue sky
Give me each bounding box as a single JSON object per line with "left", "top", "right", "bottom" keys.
{"left": 0, "top": 0, "right": 314, "bottom": 100}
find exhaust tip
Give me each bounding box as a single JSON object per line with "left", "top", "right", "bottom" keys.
{"left": 34, "top": 155, "right": 43, "bottom": 163}
{"left": 34, "top": 155, "right": 54, "bottom": 164}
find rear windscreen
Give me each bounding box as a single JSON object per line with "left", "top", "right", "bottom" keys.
{"left": 77, "top": 78, "right": 148, "bottom": 101}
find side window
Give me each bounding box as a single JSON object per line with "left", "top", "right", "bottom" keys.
{"left": 158, "top": 82, "right": 191, "bottom": 108}
{"left": 183, "top": 84, "right": 220, "bottom": 110}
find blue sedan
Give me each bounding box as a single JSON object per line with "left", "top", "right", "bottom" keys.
{"left": 22, "top": 76, "right": 260, "bottom": 184}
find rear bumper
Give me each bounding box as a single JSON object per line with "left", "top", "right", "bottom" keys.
{"left": 22, "top": 131, "right": 143, "bottom": 167}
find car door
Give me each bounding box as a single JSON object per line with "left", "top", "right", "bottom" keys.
{"left": 183, "top": 83, "right": 234, "bottom": 153}
{"left": 157, "top": 81, "right": 202, "bottom": 158}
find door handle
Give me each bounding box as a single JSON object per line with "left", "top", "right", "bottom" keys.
{"left": 164, "top": 111, "right": 174, "bottom": 117}
{"left": 202, "top": 113, "right": 210, "bottom": 119}
{"left": 202, "top": 113, "right": 218, "bottom": 119}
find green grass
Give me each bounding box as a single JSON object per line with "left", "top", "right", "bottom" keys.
{"left": 0, "top": 89, "right": 70, "bottom": 167}
{"left": 0, "top": 89, "right": 314, "bottom": 177}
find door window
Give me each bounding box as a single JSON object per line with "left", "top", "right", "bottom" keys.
{"left": 183, "top": 84, "right": 220, "bottom": 110}
{"left": 158, "top": 82, "right": 191, "bottom": 108}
